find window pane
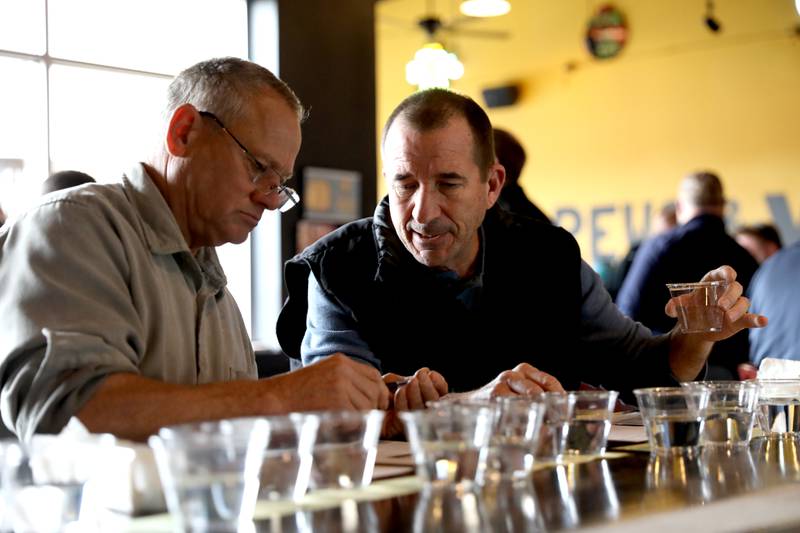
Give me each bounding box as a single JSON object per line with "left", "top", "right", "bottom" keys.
{"left": 48, "top": 64, "right": 170, "bottom": 180}
{"left": 0, "top": 56, "right": 47, "bottom": 218}
{"left": 0, "top": 0, "right": 46, "bottom": 55}
{"left": 48, "top": 0, "right": 248, "bottom": 74}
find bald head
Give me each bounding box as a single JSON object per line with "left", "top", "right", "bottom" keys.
{"left": 676, "top": 171, "right": 725, "bottom": 224}
{"left": 42, "top": 171, "right": 96, "bottom": 195}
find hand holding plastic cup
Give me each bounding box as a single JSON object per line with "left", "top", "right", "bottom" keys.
{"left": 666, "top": 281, "right": 729, "bottom": 333}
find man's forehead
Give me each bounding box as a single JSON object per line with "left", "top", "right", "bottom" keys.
{"left": 384, "top": 116, "right": 473, "bottom": 152}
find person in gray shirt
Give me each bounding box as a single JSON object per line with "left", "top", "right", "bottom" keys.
{"left": 277, "top": 89, "right": 767, "bottom": 404}
{"left": 0, "top": 57, "right": 390, "bottom": 443}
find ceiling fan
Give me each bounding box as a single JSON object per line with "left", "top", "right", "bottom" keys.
{"left": 379, "top": 0, "right": 510, "bottom": 43}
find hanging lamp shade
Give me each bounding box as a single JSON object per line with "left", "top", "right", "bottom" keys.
{"left": 459, "top": 0, "right": 510, "bottom": 18}
{"left": 406, "top": 42, "right": 464, "bottom": 90}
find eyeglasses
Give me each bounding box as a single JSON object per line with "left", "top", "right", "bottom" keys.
{"left": 199, "top": 111, "right": 299, "bottom": 213}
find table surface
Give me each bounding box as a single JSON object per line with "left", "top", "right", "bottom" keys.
{"left": 126, "top": 433, "right": 800, "bottom": 533}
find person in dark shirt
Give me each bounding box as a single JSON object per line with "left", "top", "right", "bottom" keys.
{"left": 617, "top": 171, "right": 759, "bottom": 379}
{"left": 493, "top": 128, "right": 550, "bottom": 224}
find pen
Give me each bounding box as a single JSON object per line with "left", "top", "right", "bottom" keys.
{"left": 386, "top": 378, "right": 412, "bottom": 393}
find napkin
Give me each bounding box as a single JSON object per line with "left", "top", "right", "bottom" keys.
{"left": 758, "top": 357, "right": 800, "bottom": 379}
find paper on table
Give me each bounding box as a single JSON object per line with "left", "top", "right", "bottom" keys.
{"left": 612, "top": 411, "right": 643, "bottom": 426}
{"left": 608, "top": 424, "right": 647, "bottom": 443}
{"left": 375, "top": 440, "right": 414, "bottom": 467}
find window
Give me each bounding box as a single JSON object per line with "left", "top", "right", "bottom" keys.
{"left": 0, "top": 0, "right": 282, "bottom": 341}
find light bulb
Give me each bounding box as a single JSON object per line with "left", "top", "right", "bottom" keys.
{"left": 406, "top": 43, "right": 464, "bottom": 90}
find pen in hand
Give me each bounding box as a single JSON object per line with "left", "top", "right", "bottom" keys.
{"left": 386, "top": 378, "right": 412, "bottom": 393}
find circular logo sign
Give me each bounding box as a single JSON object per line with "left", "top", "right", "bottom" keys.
{"left": 586, "top": 5, "right": 628, "bottom": 60}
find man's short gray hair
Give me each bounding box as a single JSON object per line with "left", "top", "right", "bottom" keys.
{"left": 164, "top": 57, "right": 305, "bottom": 125}
{"left": 679, "top": 171, "right": 725, "bottom": 208}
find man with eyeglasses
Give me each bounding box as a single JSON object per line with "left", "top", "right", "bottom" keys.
{"left": 277, "top": 89, "right": 767, "bottom": 404}
{"left": 0, "top": 57, "right": 391, "bottom": 443}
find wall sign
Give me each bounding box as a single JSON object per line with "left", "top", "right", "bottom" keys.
{"left": 302, "top": 166, "right": 362, "bottom": 224}
{"left": 586, "top": 4, "right": 628, "bottom": 60}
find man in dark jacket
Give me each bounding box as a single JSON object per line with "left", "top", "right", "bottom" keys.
{"left": 493, "top": 128, "right": 550, "bottom": 224}
{"left": 278, "top": 90, "right": 765, "bottom": 405}
{"left": 617, "top": 171, "right": 759, "bottom": 379}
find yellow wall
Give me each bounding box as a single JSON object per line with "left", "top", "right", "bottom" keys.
{"left": 375, "top": 0, "right": 800, "bottom": 265}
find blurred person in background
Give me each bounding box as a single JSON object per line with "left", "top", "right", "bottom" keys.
{"left": 493, "top": 128, "right": 550, "bottom": 224}
{"left": 735, "top": 223, "right": 782, "bottom": 264}
{"left": 748, "top": 240, "right": 800, "bottom": 367}
{"left": 616, "top": 171, "right": 759, "bottom": 379}
{"left": 41, "top": 170, "right": 96, "bottom": 195}
{"left": 607, "top": 202, "right": 677, "bottom": 301}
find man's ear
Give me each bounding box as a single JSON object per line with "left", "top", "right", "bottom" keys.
{"left": 486, "top": 163, "right": 506, "bottom": 208}
{"left": 165, "top": 104, "right": 200, "bottom": 156}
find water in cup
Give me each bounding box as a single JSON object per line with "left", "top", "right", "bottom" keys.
{"left": 171, "top": 472, "right": 245, "bottom": 530}
{"left": 702, "top": 407, "right": 756, "bottom": 445}
{"left": 535, "top": 393, "right": 575, "bottom": 461}
{"left": 259, "top": 447, "right": 309, "bottom": 501}
{"left": 755, "top": 379, "right": 800, "bottom": 436}
{"left": 400, "top": 404, "right": 494, "bottom": 487}
{"left": 666, "top": 281, "right": 728, "bottom": 333}
{"left": 311, "top": 441, "right": 374, "bottom": 489}
{"left": 419, "top": 440, "right": 482, "bottom": 484}
{"left": 646, "top": 411, "right": 704, "bottom": 449}
{"left": 759, "top": 400, "right": 800, "bottom": 434}
{"left": 563, "top": 390, "right": 617, "bottom": 456}
{"left": 480, "top": 436, "right": 535, "bottom": 483}
{"left": 565, "top": 413, "right": 611, "bottom": 455}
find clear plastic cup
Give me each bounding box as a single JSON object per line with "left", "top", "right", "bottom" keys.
{"left": 564, "top": 390, "right": 618, "bottom": 456}
{"left": 400, "top": 403, "right": 494, "bottom": 487}
{"left": 148, "top": 418, "right": 268, "bottom": 532}
{"left": 476, "top": 396, "right": 546, "bottom": 483}
{"left": 666, "top": 281, "right": 729, "bottom": 333}
{"left": 258, "top": 413, "right": 319, "bottom": 502}
{"left": 535, "top": 392, "right": 576, "bottom": 462}
{"left": 634, "top": 386, "right": 711, "bottom": 455}
{"left": 681, "top": 381, "right": 759, "bottom": 446}
{"left": 307, "top": 410, "right": 384, "bottom": 490}
{"left": 755, "top": 379, "right": 800, "bottom": 436}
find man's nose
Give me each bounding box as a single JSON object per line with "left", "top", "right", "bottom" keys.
{"left": 411, "top": 186, "right": 441, "bottom": 224}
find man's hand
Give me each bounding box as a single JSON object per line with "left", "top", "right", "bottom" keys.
{"left": 454, "top": 363, "right": 564, "bottom": 402}
{"left": 382, "top": 368, "right": 448, "bottom": 438}
{"left": 665, "top": 265, "right": 767, "bottom": 381}
{"left": 665, "top": 265, "right": 767, "bottom": 342}
{"left": 269, "top": 354, "right": 390, "bottom": 412}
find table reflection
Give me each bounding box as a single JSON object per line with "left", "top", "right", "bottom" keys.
{"left": 482, "top": 479, "right": 545, "bottom": 532}
{"left": 247, "top": 437, "right": 800, "bottom": 533}
{"left": 751, "top": 435, "right": 800, "bottom": 483}
{"left": 534, "top": 459, "right": 619, "bottom": 529}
